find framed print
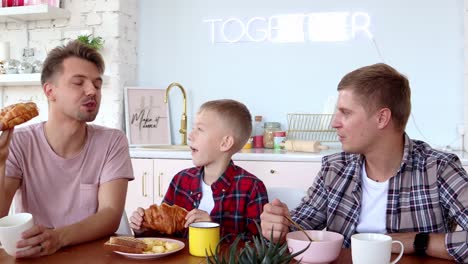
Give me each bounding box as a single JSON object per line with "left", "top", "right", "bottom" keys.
{"left": 124, "top": 87, "right": 171, "bottom": 146}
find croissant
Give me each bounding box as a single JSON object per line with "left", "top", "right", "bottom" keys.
{"left": 0, "top": 102, "right": 39, "bottom": 130}
{"left": 142, "top": 203, "right": 188, "bottom": 235}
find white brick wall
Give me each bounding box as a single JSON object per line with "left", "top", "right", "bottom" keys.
{"left": 0, "top": 0, "right": 138, "bottom": 130}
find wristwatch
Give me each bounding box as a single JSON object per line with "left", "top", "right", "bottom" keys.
{"left": 413, "top": 232, "right": 430, "bottom": 256}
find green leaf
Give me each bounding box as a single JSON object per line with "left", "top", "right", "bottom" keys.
{"left": 76, "top": 34, "right": 104, "bottom": 50}
{"left": 207, "top": 220, "right": 311, "bottom": 264}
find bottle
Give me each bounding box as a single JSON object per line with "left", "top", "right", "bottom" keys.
{"left": 242, "top": 136, "right": 253, "bottom": 149}
{"left": 252, "top": 115, "right": 264, "bottom": 148}
{"left": 263, "top": 122, "right": 281, "bottom": 149}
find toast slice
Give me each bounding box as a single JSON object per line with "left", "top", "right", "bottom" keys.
{"left": 104, "top": 236, "right": 147, "bottom": 254}
{"left": 104, "top": 241, "right": 144, "bottom": 254}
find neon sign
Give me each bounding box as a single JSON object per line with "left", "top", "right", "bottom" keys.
{"left": 204, "top": 12, "right": 372, "bottom": 44}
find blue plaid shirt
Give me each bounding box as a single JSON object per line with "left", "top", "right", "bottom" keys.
{"left": 291, "top": 134, "right": 467, "bottom": 263}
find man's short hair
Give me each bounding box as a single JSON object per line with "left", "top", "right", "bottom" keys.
{"left": 199, "top": 99, "right": 252, "bottom": 152}
{"left": 41, "top": 40, "right": 105, "bottom": 85}
{"left": 337, "top": 63, "right": 411, "bottom": 131}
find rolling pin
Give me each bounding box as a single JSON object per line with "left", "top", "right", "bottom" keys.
{"left": 281, "top": 140, "right": 329, "bottom": 153}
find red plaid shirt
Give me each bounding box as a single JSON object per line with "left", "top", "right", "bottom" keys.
{"left": 163, "top": 160, "right": 268, "bottom": 241}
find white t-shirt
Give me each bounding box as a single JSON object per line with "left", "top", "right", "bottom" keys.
{"left": 356, "top": 161, "right": 389, "bottom": 233}
{"left": 198, "top": 179, "right": 215, "bottom": 213}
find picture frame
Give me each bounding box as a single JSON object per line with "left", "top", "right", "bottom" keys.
{"left": 124, "top": 87, "right": 171, "bottom": 146}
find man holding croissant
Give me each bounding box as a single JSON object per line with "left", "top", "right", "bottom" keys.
{"left": 0, "top": 41, "right": 134, "bottom": 258}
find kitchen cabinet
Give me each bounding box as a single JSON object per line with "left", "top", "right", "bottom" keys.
{"left": 125, "top": 159, "right": 153, "bottom": 215}
{"left": 124, "top": 158, "right": 193, "bottom": 215}
{"left": 234, "top": 160, "right": 321, "bottom": 192}
{"left": 125, "top": 157, "right": 323, "bottom": 215}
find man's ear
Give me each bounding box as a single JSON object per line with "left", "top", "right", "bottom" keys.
{"left": 220, "top": 135, "right": 235, "bottom": 152}
{"left": 43, "top": 82, "right": 56, "bottom": 101}
{"left": 376, "top": 108, "right": 391, "bottom": 129}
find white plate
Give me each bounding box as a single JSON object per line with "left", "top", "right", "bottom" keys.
{"left": 113, "top": 237, "right": 185, "bottom": 259}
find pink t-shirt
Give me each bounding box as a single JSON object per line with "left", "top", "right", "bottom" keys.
{"left": 6, "top": 122, "right": 134, "bottom": 228}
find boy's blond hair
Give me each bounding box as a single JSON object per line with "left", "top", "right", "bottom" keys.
{"left": 199, "top": 99, "right": 252, "bottom": 152}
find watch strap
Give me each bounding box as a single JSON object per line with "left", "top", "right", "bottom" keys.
{"left": 413, "top": 232, "right": 430, "bottom": 256}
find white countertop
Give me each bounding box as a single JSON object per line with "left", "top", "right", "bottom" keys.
{"left": 130, "top": 147, "right": 339, "bottom": 162}
{"left": 129, "top": 147, "right": 468, "bottom": 165}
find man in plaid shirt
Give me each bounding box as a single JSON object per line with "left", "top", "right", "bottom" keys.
{"left": 261, "top": 63, "right": 467, "bottom": 262}
{"left": 131, "top": 99, "right": 268, "bottom": 240}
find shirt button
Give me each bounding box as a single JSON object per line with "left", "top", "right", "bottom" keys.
{"left": 222, "top": 189, "right": 226, "bottom": 192}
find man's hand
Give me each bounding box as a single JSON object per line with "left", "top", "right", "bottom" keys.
{"left": 15, "top": 225, "right": 62, "bottom": 258}
{"left": 260, "top": 198, "right": 291, "bottom": 243}
{"left": 129, "top": 207, "right": 148, "bottom": 233}
{"left": 184, "top": 209, "right": 211, "bottom": 228}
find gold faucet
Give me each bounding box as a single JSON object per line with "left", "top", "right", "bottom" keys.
{"left": 165, "top": 82, "right": 187, "bottom": 145}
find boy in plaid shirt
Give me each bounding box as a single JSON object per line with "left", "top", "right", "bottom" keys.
{"left": 131, "top": 99, "right": 268, "bottom": 240}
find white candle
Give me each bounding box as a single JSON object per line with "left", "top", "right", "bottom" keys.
{"left": 0, "top": 42, "right": 10, "bottom": 62}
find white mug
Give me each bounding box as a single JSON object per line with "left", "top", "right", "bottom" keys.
{"left": 0, "top": 213, "right": 34, "bottom": 256}
{"left": 351, "top": 233, "right": 404, "bottom": 264}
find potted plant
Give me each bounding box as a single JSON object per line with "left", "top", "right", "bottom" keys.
{"left": 76, "top": 34, "right": 104, "bottom": 50}
{"left": 206, "top": 223, "right": 310, "bottom": 264}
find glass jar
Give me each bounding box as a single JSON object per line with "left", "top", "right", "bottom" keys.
{"left": 263, "top": 122, "right": 281, "bottom": 149}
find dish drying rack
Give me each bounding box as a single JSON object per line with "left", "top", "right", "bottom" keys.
{"left": 286, "top": 113, "right": 338, "bottom": 142}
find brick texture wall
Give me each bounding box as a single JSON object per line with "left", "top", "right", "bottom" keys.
{"left": 0, "top": 0, "right": 138, "bottom": 130}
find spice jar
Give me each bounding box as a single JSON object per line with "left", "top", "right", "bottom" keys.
{"left": 273, "top": 131, "right": 286, "bottom": 150}
{"left": 263, "top": 122, "right": 281, "bottom": 149}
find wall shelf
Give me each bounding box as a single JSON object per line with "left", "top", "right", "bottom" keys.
{"left": 0, "top": 73, "right": 41, "bottom": 86}
{"left": 0, "top": 4, "right": 70, "bottom": 23}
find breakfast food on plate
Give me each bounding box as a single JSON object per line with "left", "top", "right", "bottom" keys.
{"left": 142, "top": 203, "right": 188, "bottom": 235}
{"left": 104, "top": 236, "right": 147, "bottom": 254}
{"left": 104, "top": 236, "right": 181, "bottom": 254}
{"left": 141, "top": 238, "right": 181, "bottom": 254}
{"left": 0, "top": 102, "right": 39, "bottom": 130}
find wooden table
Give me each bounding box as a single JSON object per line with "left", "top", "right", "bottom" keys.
{"left": 330, "top": 249, "right": 455, "bottom": 264}
{"left": 0, "top": 238, "right": 205, "bottom": 264}
{"left": 0, "top": 238, "right": 455, "bottom": 263}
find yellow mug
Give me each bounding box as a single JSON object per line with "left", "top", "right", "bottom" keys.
{"left": 189, "top": 222, "right": 220, "bottom": 257}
